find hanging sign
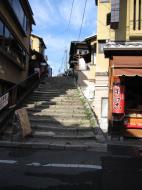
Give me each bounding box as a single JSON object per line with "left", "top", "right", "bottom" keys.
{"left": 112, "top": 84, "right": 125, "bottom": 114}
{"left": 0, "top": 93, "right": 9, "bottom": 110}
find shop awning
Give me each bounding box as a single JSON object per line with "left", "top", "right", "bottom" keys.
{"left": 111, "top": 56, "right": 142, "bottom": 76}
{"left": 113, "top": 68, "right": 142, "bottom": 76}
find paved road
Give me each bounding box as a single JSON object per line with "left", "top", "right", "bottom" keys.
{"left": 0, "top": 147, "right": 107, "bottom": 165}
{"left": 0, "top": 164, "right": 102, "bottom": 190}
{"left": 0, "top": 146, "right": 142, "bottom": 190}
{"left": 0, "top": 147, "right": 105, "bottom": 189}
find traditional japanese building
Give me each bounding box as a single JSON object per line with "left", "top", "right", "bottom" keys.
{"left": 0, "top": 0, "right": 35, "bottom": 101}
{"left": 95, "top": 0, "right": 142, "bottom": 137}
{"left": 30, "top": 34, "right": 48, "bottom": 76}
{"left": 69, "top": 36, "right": 96, "bottom": 102}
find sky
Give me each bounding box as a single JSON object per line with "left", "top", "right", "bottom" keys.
{"left": 29, "top": 0, "right": 97, "bottom": 76}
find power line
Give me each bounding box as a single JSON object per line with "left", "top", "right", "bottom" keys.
{"left": 77, "top": 0, "right": 88, "bottom": 40}
{"left": 66, "top": 0, "right": 75, "bottom": 33}
{"left": 94, "top": 1, "right": 111, "bottom": 33}
{"left": 60, "top": 0, "right": 75, "bottom": 75}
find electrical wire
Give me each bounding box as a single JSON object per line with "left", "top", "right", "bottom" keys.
{"left": 60, "top": 0, "right": 75, "bottom": 74}
{"left": 94, "top": 1, "right": 112, "bottom": 33}
{"left": 77, "top": 0, "right": 88, "bottom": 40}
{"left": 66, "top": 0, "right": 75, "bottom": 33}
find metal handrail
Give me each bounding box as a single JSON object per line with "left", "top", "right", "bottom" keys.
{"left": 0, "top": 72, "right": 38, "bottom": 97}
{"left": 0, "top": 72, "right": 41, "bottom": 128}
{"left": 0, "top": 72, "right": 39, "bottom": 112}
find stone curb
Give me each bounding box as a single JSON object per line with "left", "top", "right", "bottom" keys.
{"left": 0, "top": 140, "right": 107, "bottom": 152}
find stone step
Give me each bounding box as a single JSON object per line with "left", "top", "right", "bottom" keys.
{"left": 38, "top": 79, "right": 75, "bottom": 87}
{"left": 31, "top": 123, "right": 93, "bottom": 131}
{"left": 31, "top": 93, "right": 80, "bottom": 100}
{"left": 30, "top": 96, "right": 80, "bottom": 101}
{"left": 27, "top": 100, "right": 83, "bottom": 106}
{"left": 0, "top": 139, "right": 107, "bottom": 151}
{"left": 25, "top": 103, "right": 84, "bottom": 109}
{"left": 37, "top": 85, "right": 77, "bottom": 89}
{"left": 28, "top": 113, "right": 89, "bottom": 123}
{"left": 29, "top": 97, "right": 82, "bottom": 103}
{"left": 32, "top": 131, "right": 96, "bottom": 140}
{"left": 28, "top": 111, "right": 87, "bottom": 119}
{"left": 27, "top": 107, "right": 85, "bottom": 114}
{"left": 3, "top": 126, "right": 95, "bottom": 137}
{"left": 34, "top": 90, "right": 78, "bottom": 95}
{"left": 38, "top": 84, "right": 76, "bottom": 89}
{"left": 32, "top": 93, "right": 79, "bottom": 98}
{"left": 35, "top": 89, "right": 78, "bottom": 93}
{"left": 30, "top": 118, "right": 91, "bottom": 126}
{"left": 31, "top": 94, "right": 80, "bottom": 98}
{"left": 0, "top": 76, "right": 101, "bottom": 151}
{"left": 31, "top": 121, "right": 91, "bottom": 128}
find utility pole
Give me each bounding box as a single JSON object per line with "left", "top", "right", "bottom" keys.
{"left": 64, "top": 49, "right": 68, "bottom": 73}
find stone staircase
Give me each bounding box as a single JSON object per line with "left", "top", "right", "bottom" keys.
{"left": 0, "top": 76, "right": 106, "bottom": 150}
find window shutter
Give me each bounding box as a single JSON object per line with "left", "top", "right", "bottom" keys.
{"left": 110, "top": 0, "right": 120, "bottom": 29}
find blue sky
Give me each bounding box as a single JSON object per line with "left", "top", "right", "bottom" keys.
{"left": 29, "top": 0, "right": 97, "bottom": 76}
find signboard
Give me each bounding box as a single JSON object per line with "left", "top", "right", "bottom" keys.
{"left": 0, "top": 93, "right": 9, "bottom": 110}
{"left": 15, "top": 108, "right": 32, "bottom": 138}
{"left": 78, "top": 58, "right": 86, "bottom": 70}
{"left": 113, "top": 84, "right": 124, "bottom": 114}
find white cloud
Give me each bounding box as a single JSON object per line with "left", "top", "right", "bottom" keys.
{"left": 29, "top": 0, "right": 61, "bottom": 27}
{"left": 59, "top": 0, "right": 83, "bottom": 29}
{"left": 59, "top": 0, "right": 96, "bottom": 30}
{"left": 29, "top": 0, "right": 97, "bottom": 76}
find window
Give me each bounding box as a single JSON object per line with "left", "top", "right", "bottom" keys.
{"left": 101, "top": 98, "right": 108, "bottom": 118}
{"left": 100, "top": 0, "right": 109, "bottom": 2}
{"left": 133, "top": 0, "right": 136, "bottom": 30}
{"left": 93, "top": 53, "right": 96, "bottom": 65}
{"left": 0, "top": 18, "right": 27, "bottom": 67}
{"left": 132, "top": 0, "right": 142, "bottom": 30}
{"left": 8, "top": 0, "right": 28, "bottom": 32}
{"left": 4, "top": 27, "right": 10, "bottom": 38}
{"left": 0, "top": 20, "right": 4, "bottom": 36}
{"left": 110, "top": 0, "right": 120, "bottom": 29}
{"left": 106, "top": 13, "right": 111, "bottom": 25}
{"left": 98, "top": 41, "right": 106, "bottom": 53}
{"left": 138, "top": 0, "right": 141, "bottom": 30}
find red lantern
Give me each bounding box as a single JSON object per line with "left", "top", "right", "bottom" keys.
{"left": 112, "top": 84, "right": 125, "bottom": 114}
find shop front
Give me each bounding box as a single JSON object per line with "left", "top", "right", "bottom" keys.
{"left": 109, "top": 56, "right": 142, "bottom": 138}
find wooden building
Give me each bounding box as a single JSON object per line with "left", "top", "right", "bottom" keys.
{"left": 0, "top": 0, "right": 35, "bottom": 102}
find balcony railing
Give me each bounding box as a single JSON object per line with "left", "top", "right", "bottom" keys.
{"left": 0, "top": 38, "right": 27, "bottom": 70}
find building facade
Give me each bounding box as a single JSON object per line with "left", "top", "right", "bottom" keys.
{"left": 30, "top": 34, "right": 48, "bottom": 76}
{"left": 69, "top": 36, "right": 96, "bottom": 102}
{"left": 96, "top": 0, "right": 142, "bottom": 136}
{"left": 0, "top": 0, "right": 35, "bottom": 97}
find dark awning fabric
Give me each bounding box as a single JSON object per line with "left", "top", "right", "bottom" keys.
{"left": 111, "top": 56, "right": 142, "bottom": 68}
{"left": 111, "top": 56, "right": 142, "bottom": 76}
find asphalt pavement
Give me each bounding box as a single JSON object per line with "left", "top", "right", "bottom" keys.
{"left": 0, "top": 145, "right": 142, "bottom": 190}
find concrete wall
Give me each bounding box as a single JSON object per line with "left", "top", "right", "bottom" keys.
{"left": 93, "top": 75, "right": 108, "bottom": 132}
{"left": 31, "top": 36, "right": 40, "bottom": 52}
{"left": 31, "top": 35, "right": 46, "bottom": 55}
{"left": 77, "top": 64, "right": 96, "bottom": 101}
{"left": 0, "top": 53, "right": 28, "bottom": 84}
